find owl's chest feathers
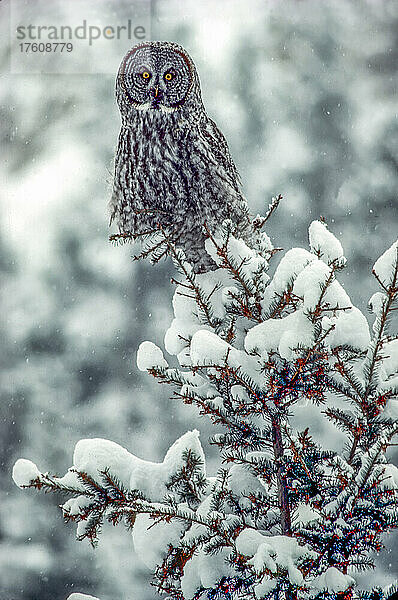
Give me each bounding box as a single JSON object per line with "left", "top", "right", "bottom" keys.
{"left": 128, "top": 112, "right": 187, "bottom": 167}
{"left": 119, "top": 113, "right": 201, "bottom": 211}
{"left": 117, "top": 110, "right": 234, "bottom": 223}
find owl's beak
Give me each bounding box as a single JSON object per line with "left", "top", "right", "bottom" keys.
{"left": 149, "top": 87, "right": 160, "bottom": 100}
{"left": 149, "top": 86, "right": 164, "bottom": 108}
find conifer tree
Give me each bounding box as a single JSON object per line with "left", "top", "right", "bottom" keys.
{"left": 13, "top": 209, "right": 398, "bottom": 600}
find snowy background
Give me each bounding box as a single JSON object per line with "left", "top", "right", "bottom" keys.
{"left": 1, "top": 0, "right": 397, "bottom": 599}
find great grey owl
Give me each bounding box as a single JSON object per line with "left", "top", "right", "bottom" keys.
{"left": 110, "top": 40, "right": 256, "bottom": 272}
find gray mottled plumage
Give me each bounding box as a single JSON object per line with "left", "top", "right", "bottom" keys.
{"left": 110, "top": 41, "right": 253, "bottom": 272}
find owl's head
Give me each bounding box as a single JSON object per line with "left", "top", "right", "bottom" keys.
{"left": 116, "top": 41, "right": 202, "bottom": 118}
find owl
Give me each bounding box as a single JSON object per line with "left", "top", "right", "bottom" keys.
{"left": 110, "top": 41, "right": 255, "bottom": 273}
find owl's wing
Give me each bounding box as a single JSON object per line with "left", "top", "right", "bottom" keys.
{"left": 197, "top": 116, "right": 242, "bottom": 194}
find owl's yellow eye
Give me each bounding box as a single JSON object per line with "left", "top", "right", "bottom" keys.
{"left": 142, "top": 71, "right": 150, "bottom": 80}
{"left": 164, "top": 72, "right": 174, "bottom": 81}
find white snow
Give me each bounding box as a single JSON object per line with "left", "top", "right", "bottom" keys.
{"left": 190, "top": 329, "right": 264, "bottom": 385}
{"left": 67, "top": 594, "right": 100, "bottom": 600}
{"left": 204, "top": 230, "right": 269, "bottom": 282}
{"left": 224, "top": 236, "right": 268, "bottom": 278}
{"left": 228, "top": 464, "right": 268, "bottom": 509}
{"left": 159, "top": 428, "right": 206, "bottom": 482}
{"left": 277, "top": 312, "right": 316, "bottom": 360}
{"left": 293, "top": 260, "right": 333, "bottom": 312}
{"left": 382, "top": 399, "right": 398, "bottom": 420}
{"left": 381, "top": 339, "right": 398, "bottom": 378}
{"left": 182, "top": 494, "right": 214, "bottom": 547}
{"left": 235, "top": 527, "right": 266, "bottom": 555}
{"left": 61, "top": 438, "right": 137, "bottom": 490}
{"left": 261, "top": 247, "right": 315, "bottom": 311}
{"left": 293, "top": 503, "right": 321, "bottom": 525}
{"left": 12, "top": 459, "right": 41, "bottom": 488}
{"left": 373, "top": 239, "right": 398, "bottom": 287}
{"left": 236, "top": 529, "right": 316, "bottom": 586}
{"left": 274, "top": 248, "right": 316, "bottom": 292}
{"left": 190, "top": 330, "right": 231, "bottom": 367}
{"left": 246, "top": 250, "right": 370, "bottom": 357}
{"left": 291, "top": 258, "right": 354, "bottom": 319}
{"left": 129, "top": 428, "right": 205, "bottom": 499}
{"left": 380, "top": 464, "right": 398, "bottom": 490}
{"left": 62, "top": 495, "right": 93, "bottom": 518}
{"left": 164, "top": 315, "right": 196, "bottom": 357}
{"left": 368, "top": 291, "right": 387, "bottom": 316}
{"left": 55, "top": 431, "right": 205, "bottom": 503}
{"left": 312, "top": 567, "right": 355, "bottom": 592}
{"left": 230, "top": 384, "right": 250, "bottom": 403}
{"left": 132, "top": 512, "right": 186, "bottom": 569}
{"left": 221, "top": 285, "right": 240, "bottom": 308}
{"left": 249, "top": 541, "right": 278, "bottom": 574}
{"left": 380, "top": 376, "right": 398, "bottom": 394}
{"left": 165, "top": 297, "right": 200, "bottom": 356}
{"left": 322, "top": 306, "right": 370, "bottom": 351}
{"left": 164, "top": 269, "right": 233, "bottom": 361}
{"left": 137, "top": 341, "right": 168, "bottom": 371}
{"left": 253, "top": 577, "right": 277, "bottom": 599}
{"left": 181, "top": 547, "right": 235, "bottom": 599}
{"left": 379, "top": 339, "right": 398, "bottom": 395}
{"left": 309, "top": 220, "right": 346, "bottom": 266}
{"left": 245, "top": 310, "right": 315, "bottom": 360}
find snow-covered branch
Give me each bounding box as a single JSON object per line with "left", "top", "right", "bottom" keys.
{"left": 13, "top": 217, "right": 398, "bottom": 600}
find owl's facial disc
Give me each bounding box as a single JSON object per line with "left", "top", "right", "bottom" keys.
{"left": 119, "top": 44, "right": 193, "bottom": 112}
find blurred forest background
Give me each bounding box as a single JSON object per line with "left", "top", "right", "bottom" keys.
{"left": 1, "top": 1, "right": 397, "bottom": 599}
